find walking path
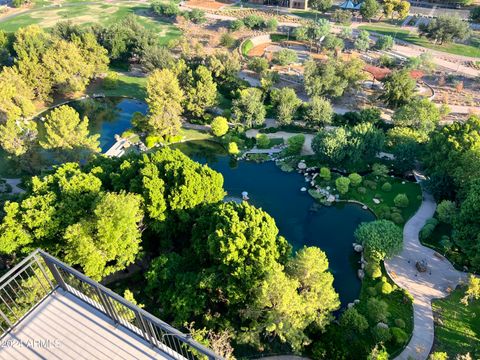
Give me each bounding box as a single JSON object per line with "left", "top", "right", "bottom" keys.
{"left": 385, "top": 173, "right": 467, "bottom": 360}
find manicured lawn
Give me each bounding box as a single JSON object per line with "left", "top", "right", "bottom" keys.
{"left": 315, "top": 173, "right": 422, "bottom": 225}
{"left": 0, "top": 1, "right": 181, "bottom": 46}
{"left": 359, "top": 24, "right": 480, "bottom": 58}
{"left": 100, "top": 72, "right": 147, "bottom": 100}
{"left": 179, "top": 128, "right": 213, "bottom": 142}
{"left": 431, "top": 287, "right": 480, "bottom": 358}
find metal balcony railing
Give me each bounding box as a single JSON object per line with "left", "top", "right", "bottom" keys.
{"left": 0, "top": 249, "right": 222, "bottom": 360}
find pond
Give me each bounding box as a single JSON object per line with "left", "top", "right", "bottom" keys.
{"left": 173, "top": 141, "right": 375, "bottom": 306}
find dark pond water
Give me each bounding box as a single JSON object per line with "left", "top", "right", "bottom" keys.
{"left": 173, "top": 141, "right": 376, "bottom": 306}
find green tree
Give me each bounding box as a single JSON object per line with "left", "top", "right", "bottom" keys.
{"left": 393, "top": 98, "right": 443, "bottom": 134}
{"left": 336, "top": 176, "right": 351, "bottom": 194}
{"left": 40, "top": 105, "right": 100, "bottom": 158}
{"left": 310, "top": 0, "right": 333, "bottom": 11}
{"left": 247, "top": 57, "right": 269, "bottom": 73}
{"left": 43, "top": 39, "right": 92, "bottom": 93}
{"left": 228, "top": 142, "right": 239, "bottom": 155}
{"left": 354, "top": 30, "right": 371, "bottom": 51}
{"left": 461, "top": 275, "right": 480, "bottom": 305}
{"left": 320, "top": 167, "right": 331, "bottom": 180}
{"left": 211, "top": 116, "right": 229, "bottom": 137}
{"left": 471, "top": 7, "right": 480, "bottom": 23}
{"left": 232, "top": 88, "right": 266, "bottom": 127}
{"left": 273, "top": 49, "right": 298, "bottom": 66}
{"left": 284, "top": 134, "right": 305, "bottom": 156}
{"left": 419, "top": 15, "right": 471, "bottom": 44}
{"left": 304, "top": 96, "right": 333, "bottom": 126}
{"left": 184, "top": 65, "right": 217, "bottom": 118}
{"left": 436, "top": 200, "right": 456, "bottom": 224}
{"left": 339, "top": 307, "right": 369, "bottom": 334}
{"left": 0, "top": 67, "right": 35, "bottom": 122}
{"left": 429, "top": 353, "right": 449, "bottom": 360}
{"left": 349, "top": 173, "right": 362, "bottom": 187}
{"left": 270, "top": 87, "right": 302, "bottom": 125}
{"left": 146, "top": 68, "right": 185, "bottom": 136}
{"left": 312, "top": 127, "right": 349, "bottom": 164}
{"left": 380, "top": 69, "right": 416, "bottom": 108}
{"left": 72, "top": 32, "right": 109, "bottom": 77}
{"left": 355, "top": 220, "right": 403, "bottom": 262}
{"left": 140, "top": 45, "right": 175, "bottom": 72}
{"left": 360, "top": 0, "right": 380, "bottom": 21}
{"left": 64, "top": 192, "right": 143, "bottom": 280}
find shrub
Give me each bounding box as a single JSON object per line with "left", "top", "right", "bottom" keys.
{"left": 391, "top": 212, "right": 404, "bottom": 224}
{"left": 339, "top": 308, "right": 369, "bottom": 334}
{"left": 284, "top": 134, "right": 305, "bottom": 156}
{"left": 358, "top": 186, "right": 367, "bottom": 194}
{"left": 364, "top": 180, "right": 377, "bottom": 190}
{"left": 336, "top": 176, "right": 351, "bottom": 195}
{"left": 211, "top": 116, "right": 229, "bottom": 136}
{"left": 12, "top": 0, "right": 30, "bottom": 7}
{"left": 319, "top": 167, "right": 331, "bottom": 181}
{"left": 256, "top": 134, "right": 270, "bottom": 149}
{"left": 243, "top": 15, "right": 264, "bottom": 29}
{"left": 419, "top": 218, "right": 439, "bottom": 241}
{"left": 391, "top": 327, "right": 408, "bottom": 345}
{"left": 381, "top": 182, "right": 392, "bottom": 192}
{"left": 183, "top": 8, "right": 206, "bottom": 23}
{"left": 367, "top": 287, "right": 377, "bottom": 296}
{"left": 372, "top": 163, "right": 389, "bottom": 177}
{"left": 229, "top": 19, "right": 244, "bottom": 31}
{"left": 151, "top": 0, "right": 179, "bottom": 17}
{"left": 103, "top": 71, "right": 119, "bottom": 89}
{"left": 145, "top": 135, "right": 162, "bottom": 148}
{"left": 394, "top": 193, "right": 409, "bottom": 208}
{"left": 371, "top": 326, "right": 391, "bottom": 343}
{"left": 348, "top": 173, "right": 362, "bottom": 187}
{"left": 265, "top": 17, "right": 278, "bottom": 31}
{"left": 436, "top": 200, "right": 456, "bottom": 224}
{"left": 377, "top": 281, "right": 393, "bottom": 295}
{"left": 228, "top": 142, "right": 240, "bottom": 155}
{"left": 375, "top": 35, "right": 394, "bottom": 50}
{"left": 366, "top": 261, "right": 382, "bottom": 279}
{"left": 394, "top": 318, "right": 406, "bottom": 329}
{"left": 220, "top": 33, "right": 236, "bottom": 48}
{"left": 247, "top": 57, "right": 269, "bottom": 73}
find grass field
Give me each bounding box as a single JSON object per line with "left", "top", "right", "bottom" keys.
{"left": 431, "top": 287, "right": 480, "bottom": 358}
{"left": 0, "top": 1, "right": 181, "bottom": 46}
{"left": 359, "top": 24, "right": 480, "bottom": 58}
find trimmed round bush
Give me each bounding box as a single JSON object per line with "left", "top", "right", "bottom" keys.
{"left": 394, "top": 193, "right": 409, "bottom": 208}
{"left": 358, "top": 186, "right": 367, "bottom": 194}
{"left": 211, "top": 116, "right": 229, "bottom": 137}
{"left": 391, "top": 212, "right": 404, "bottom": 224}
{"left": 377, "top": 281, "right": 393, "bottom": 295}
{"left": 391, "top": 327, "right": 408, "bottom": 345}
{"left": 382, "top": 182, "right": 392, "bottom": 192}
{"left": 394, "top": 318, "right": 406, "bottom": 329}
{"left": 336, "top": 176, "right": 351, "bottom": 195}
{"left": 320, "top": 167, "right": 331, "bottom": 181}
{"left": 419, "top": 218, "right": 439, "bottom": 241}
{"left": 364, "top": 179, "right": 377, "bottom": 190}
{"left": 228, "top": 142, "right": 240, "bottom": 155}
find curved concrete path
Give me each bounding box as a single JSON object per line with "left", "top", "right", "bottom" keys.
{"left": 385, "top": 186, "right": 467, "bottom": 360}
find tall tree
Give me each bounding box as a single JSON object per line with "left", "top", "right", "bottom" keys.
{"left": 360, "top": 0, "right": 380, "bottom": 21}
{"left": 184, "top": 65, "right": 217, "bottom": 119}
{"left": 270, "top": 87, "right": 302, "bottom": 125}
{"left": 232, "top": 87, "right": 266, "bottom": 127}
{"left": 145, "top": 68, "right": 185, "bottom": 136}
{"left": 40, "top": 105, "right": 100, "bottom": 158}
{"left": 419, "top": 15, "right": 471, "bottom": 44}
{"left": 380, "top": 69, "right": 416, "bottom": 108}
{"left": 0, "top": 67, "right": 35, "bottom": 122}
{"left": 64, "top": 192, "right": 144, "bottom": 280}
{"left": 392, "top": 98, "right": 445, "bottom": 134}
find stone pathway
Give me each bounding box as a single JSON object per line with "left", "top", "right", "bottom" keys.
{"left": 385, "top": 176, "right": 467, "bottom": 360}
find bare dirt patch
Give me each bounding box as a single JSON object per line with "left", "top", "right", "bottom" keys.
{"left": 185, "top": 0, "right": 230, "bottom": 10}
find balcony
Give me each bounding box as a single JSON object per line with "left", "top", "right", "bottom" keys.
{"left": 0, "top": 250, "right": 221, "bottom": 360}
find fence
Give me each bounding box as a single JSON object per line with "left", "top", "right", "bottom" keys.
{"left": 0, "top": 249, "right": 222, "bottom": 360}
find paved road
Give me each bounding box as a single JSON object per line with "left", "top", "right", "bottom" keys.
{"left": 385, "top": 179, "right": 467, "bottom": 360}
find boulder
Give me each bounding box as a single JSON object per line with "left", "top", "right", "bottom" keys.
{"left": 354, "top": 299, "right": 360, "bottom": 304}
{"left": 298, "top": 162, "right": 307, "bottom": 170}
{"left": 373, "top": 198, "right": 381, "bottom": 204}
{"left": 362, "top": 205, "right": 368, "bottom": 210}
{"left": 347, "top": 303, "right": 355, "bottom": 309}
{"left": 377, "top": 322, "right": 389, "bottom": 329}
{"left": 300, "top": 187, "right": 307, "bottom": 192}
{"left": 357, "top": 269, "right": 365, "bottom": 280}
{"left": 354, "top": 244, "right": 363, "bottom": 253}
